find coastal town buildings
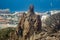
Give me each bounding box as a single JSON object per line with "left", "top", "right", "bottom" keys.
{"left": 0, "top": 9, "right": 60, "bottom": 29}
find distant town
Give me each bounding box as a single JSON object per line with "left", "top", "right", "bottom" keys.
{"left": 0, "top": 9, "right": 60, "bottom": 29}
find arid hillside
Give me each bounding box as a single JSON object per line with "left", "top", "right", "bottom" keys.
{"left": 0, "top": 5, "right": 60, "bottom": 40}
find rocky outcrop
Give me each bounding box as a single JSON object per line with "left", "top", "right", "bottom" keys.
{"left": 15, "top": 5, "right": 41, "bottom": 40}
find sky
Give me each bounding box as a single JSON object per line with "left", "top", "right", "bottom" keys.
{"left": 0, "top": 0, "right": 60, "bottom": 12}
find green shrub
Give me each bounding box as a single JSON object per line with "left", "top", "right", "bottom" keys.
{"left": 0, "top": 27, "right": 15, "bottom": 40}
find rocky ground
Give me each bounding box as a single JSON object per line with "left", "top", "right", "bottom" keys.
{"left": 31, "top": 30, "right": 60, "bottom": 40}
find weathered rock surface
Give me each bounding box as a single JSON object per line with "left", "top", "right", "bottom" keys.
{"left": 9, "top": 5, "right": 60, "bottom": 40}
{"left": 9, "top": 5, "right": 41, "bottom": 40}
{"left": 17, "top": 5, "right": 41, "bottom": 40}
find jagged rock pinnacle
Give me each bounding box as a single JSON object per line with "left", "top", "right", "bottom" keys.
{"left": 27, "top": 4, "right": 35, "bottom": 16}
{"left": 28, "top": 4, "right": 34, "bottom": 13}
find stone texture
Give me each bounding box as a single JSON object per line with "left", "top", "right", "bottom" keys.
{"left": 16, "top": 5, "right": 41, "bottom": 40}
